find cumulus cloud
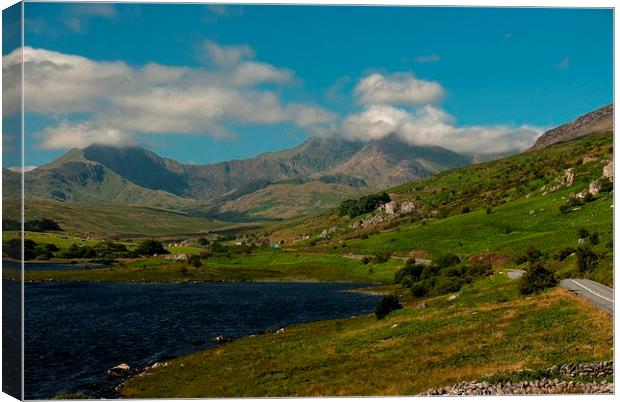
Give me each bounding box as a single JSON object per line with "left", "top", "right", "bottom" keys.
{"left": 341, "top": 104, "right": 542, "bottom": 154}
{"left": 354, "top": 72, "right": 444, "bottom": 106}
{"left": 39, "top": 122, "right": 134, "bottom": 149}
{"left": 202, "top": 40, "right": 254, "bottom": 66}
{"left": 333, "top": 72, "right": 543, "bottom": 153}
{"left": 3, "top": 45, "right": 334, "bottom": 150}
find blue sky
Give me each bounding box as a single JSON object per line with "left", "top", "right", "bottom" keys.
{"left": 5, "top": 3, "right": 613, "bottom": 167}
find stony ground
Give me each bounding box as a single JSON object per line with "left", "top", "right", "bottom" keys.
{"left": 421, "top": 361, "right": 614, "bottom": 395}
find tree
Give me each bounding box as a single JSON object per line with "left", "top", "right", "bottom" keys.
{"left": 375, "top": 294, "right": 402, "bottom": 320}
{"left": 135, "top": 240, "right": 168, "bottom": 256}
{"left": 518, "top": 262, "right": 557, "bottom": 295}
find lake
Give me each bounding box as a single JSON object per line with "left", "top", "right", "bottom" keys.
{"left": 25, "top": 281, "right": 380, "bottom": 399}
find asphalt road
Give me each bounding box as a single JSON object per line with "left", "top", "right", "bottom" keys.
{"left": 560, "top": 278, "right": 614, "bottom": 315}
{"left": 506, "top": 270, "right": 613, "bottom": 315}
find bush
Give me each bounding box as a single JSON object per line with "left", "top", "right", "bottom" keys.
{"left": 576, "top": 247, "right": 598, "bottom": 274}
{"left": 135, "top": 240, "right": 168, "bottom": 256}
{"left": 518, "top": 262, "right": 557, "bottom": 295}
{"left": 197, "top": 237, "right": 209, "bottom": 246}
{"left": 188, "top": 255, "right": 202, "bottom": 268}
{"left": 375, "top": 294, "right": 402, "bottom": 320}
{"left": 410, "top": 281, "right": 429, "bottom": 298}
{"left": 555, "top": 247, "right": 576, "bottom": 261}
{"left": 373, "top": 253, "right": 390, "bottom": 264}
{"left": 24, "top": 218, "right": 61, "bottom": 232}
{"left": 435, "top": 254, "right": 461, "bottom": 268}
{"left": 577, "top": 228, "right": 589, "bottom": 239}
{"left": 394, "top": 261, "right": 424, "bottom": 285}
{"left": 338, "top": 192, "right": 391, "bottom": 217}
{"left": 589, "top": 232, "right": 599, "bottom": 245}
{"left": 516, "top": 246, "right": 542, "bottom": 264}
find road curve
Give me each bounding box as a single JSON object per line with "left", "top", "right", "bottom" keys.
{"left": 560, "top": 278, "right": 614, "bottom": 315}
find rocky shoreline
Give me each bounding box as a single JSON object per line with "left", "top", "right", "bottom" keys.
{"left": 421, "top": 361, "right": 614, "bottom": 395}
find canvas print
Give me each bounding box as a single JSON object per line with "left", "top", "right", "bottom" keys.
{"left": 1, "top": 2, "right": 614, "bottom": 399}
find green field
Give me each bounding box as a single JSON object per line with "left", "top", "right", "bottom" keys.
{"left": 25, "top": 251, "right": 404, "bottom": 284}
{"left": 3, "top": 199, "right": 228, "bottom": 238}
{"left": 120, "top": 274, "right": 612, "bottom": 397}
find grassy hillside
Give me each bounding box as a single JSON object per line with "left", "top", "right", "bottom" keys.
{"left": 120, "top": 273, "right": 612, "bottom": 397}
{"left": 4, "top": 199, "right": 226, "bottom": 239}
{"left": 25, "top": 251, "right": 402, "bottom": 284}
{"left": 275, "top": 132, "right": 613, "bottom": 285}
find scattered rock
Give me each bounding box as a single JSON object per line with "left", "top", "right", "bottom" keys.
{"left": 106, "top": 363, "right": 133, "bottom": 379}
{"left": 213, "top": 335, "right": 231, "bottom": 345}
{"left": 421, "top": 361, "right": 613, "bottom": 395}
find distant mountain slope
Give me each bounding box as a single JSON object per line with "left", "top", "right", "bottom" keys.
{"left": 531, "top": 104, "right": 613, "bottom": 149}
{"left": 332, "top": 134, "right": 470, "bottom": 188}
{"left": 16, "top": 135, "right": 472, "bottom": 218}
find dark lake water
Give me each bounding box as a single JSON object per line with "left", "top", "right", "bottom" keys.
{"left": 25, "top": 281, "right": 380, "bottom": 399}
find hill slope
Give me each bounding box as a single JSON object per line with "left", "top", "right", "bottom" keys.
{"left": 273, "top": 131, "right": 613, "bottom": 285}
{"left": 531, "top": 104, "right": 613, "bottom": 149}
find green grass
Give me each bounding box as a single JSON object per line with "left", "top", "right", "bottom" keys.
{"left": 120, "top": 274, "right": 612, "bottom": 397}
{"left": 283, "top": 132, "right": 613, "bottom": 286}
{"left": 3, "top": 199, "right": 228, "bottom": 239}
{"left": 24, "top": 251, "right": 405, "bottom": 284}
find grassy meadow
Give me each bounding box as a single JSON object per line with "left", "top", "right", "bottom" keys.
{"left": 120, "top": 273, "right": 612, "bottom": 397}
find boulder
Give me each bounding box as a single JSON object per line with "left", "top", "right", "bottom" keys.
{"left": 106, "top": 363, "right": 132, "bottom": 379}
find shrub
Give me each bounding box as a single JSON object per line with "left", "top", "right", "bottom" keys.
{"left": 589, "top": 232, "right": 599, "bottom": 245}
{"left": 518, "top": 262, "right": 557, "bottom": 295}
{"left": 577, "top": 228, "right": 589, "bottom": 239}
{"left": 375, "top": 294, "right": 402, "bottom": 320}
{"left": 188, "top": 255, "right": 202, "bottom": 268}
{"left": 197, "top": 237, "right": 209, "bottom": 246}
{"left": 372, "top": 253, "right": 390, "bottom": 264}
{"left": 435, "top": 254, "right": 461, "bottom": 268}
{"left": 556, "top": 247, "right": 576, "bottom": 261}
{"left": 338, "top": 192, "right": 391, "bottom": 218}
{"left": 431, "top": 275, "right": 465, "bottom": 296}
{"left": 394, "top": 261, "right": 424, "bottom": 284}
{"left": 410, "top": 281, "right": 429, "bottom": 298}
{"left": 576, "top": 247, "right": 598, "bottom": 274}
{"left": 135, "top": 240, "right": 168, "bottom": 256}
{"left": 24, "top": 218, "right": 61, "bottom": 232}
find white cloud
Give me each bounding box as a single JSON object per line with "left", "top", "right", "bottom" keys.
{"left": 3, "top": 45, "right": 334, "bottom": 150}
{"left": 341, "top": 104, "right": 542, "bottom": 154}
{"left": 202, "top": 40, "right": 254, "bottom": 66}
{"left": 336, "top": 72, "right": 542, "bottom": 153}
{"left": 39, "top": 122, "right": 133, "bottom": 150}
{"left": 355, "top": 72, "right": 444, "bottom": 106}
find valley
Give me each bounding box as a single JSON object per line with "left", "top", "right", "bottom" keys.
{"left": 5, "top": 105, "right": 614, "bottom": 398}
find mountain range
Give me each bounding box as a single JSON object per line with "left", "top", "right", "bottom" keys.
{"left": 7, "top": 135, "right": 470, "bottom": 219}
{"left": 6, "top": 104, "right": 612, "bottom": 220}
